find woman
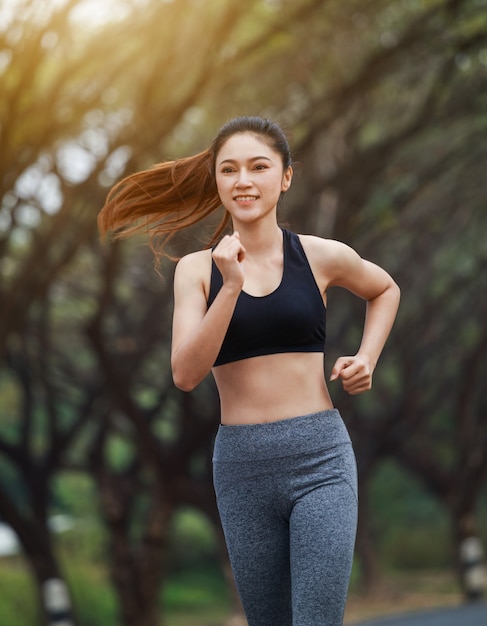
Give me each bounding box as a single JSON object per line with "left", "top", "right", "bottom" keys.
{"left": 99, "top": 116, "right": 400, "bottom": 626}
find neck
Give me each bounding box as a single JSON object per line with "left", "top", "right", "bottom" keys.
{"left": 233, "top": 220, "right": 283, "bottom": 256}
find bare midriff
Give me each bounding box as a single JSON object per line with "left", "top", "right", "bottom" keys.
{"left": 212, "top": 352, "right": 334, "bottom": 425}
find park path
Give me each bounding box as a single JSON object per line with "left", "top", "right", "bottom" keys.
{"left": 352, "top": 602, "right": 487, "bottom": 625}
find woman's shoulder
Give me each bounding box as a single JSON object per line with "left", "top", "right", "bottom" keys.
{"left": 174, "top": 248, "right": 212, "bottom": 283}
{"left": 296, "top": 232, "right": 362, "bottom": 286}
{"left": 297, "top": 233, "right": 353, "bottom": 259}
{"left": 177, "top": 247, "right": 212, "bottom": 267}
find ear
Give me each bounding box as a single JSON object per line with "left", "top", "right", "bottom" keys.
{"left": 281, "top": 166, "right": 293, "bottom": 192}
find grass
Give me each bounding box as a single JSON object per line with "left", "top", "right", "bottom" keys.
{"left": 0, "top": 556, "right": 467, "bottom": 626}
{"left": 0, "top": 559, "right": 37, "bottom": 624}
{"left": 163, "top": 567, "right": 233, "bottom": 625}
{"left": 163, "top": 567, "right": 464, "bottom": 626}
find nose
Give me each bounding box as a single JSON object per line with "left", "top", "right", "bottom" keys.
{"left": 235, "top": 168, "right": 252, "bottom": 187}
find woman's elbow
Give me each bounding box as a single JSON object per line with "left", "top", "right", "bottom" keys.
{"left": 171, "top": 358, "right": 203, "bottom": 392}
{"left": 172, "top": 367, "right": 196, "bottom": 392}
{"left": 173, "top": 378, "right": 195, "bottom": 392}
{"left": 390, "top": 279, "right": 401, "bottom": 303}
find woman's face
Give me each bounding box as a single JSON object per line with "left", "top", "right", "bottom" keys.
{"left": 214, "top": 132, "right": 292, "bottom": 224}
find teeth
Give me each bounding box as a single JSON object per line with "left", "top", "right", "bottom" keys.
{"left": 235, "top": 196, "right": 257, "bottom": 201}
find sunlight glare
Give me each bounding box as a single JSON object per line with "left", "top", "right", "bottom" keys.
{"left": 0, "top": 0, "right": 152, "bottom": 28}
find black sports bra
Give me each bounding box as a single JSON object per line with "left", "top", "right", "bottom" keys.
{"left": 207, "top": 229, "right": 326, "bottom": 366}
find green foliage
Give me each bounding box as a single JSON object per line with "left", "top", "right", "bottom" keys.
{"left": 4, "top": 507, "right": 229, "bottom": 625}
{"left": 0, "top": 561, "right": 37, "bottom": 626}
{"left": 383, "top": 526, "right": 453, "bottom": 570}
{"left": 162, "top": 509, "right": 232, "bottom": 620}
{"left": 167, "top": 508, "right": 220, "bottom": 572}
{"left": 369, "top": 460, "right": 453, "bottom": 569}
{"left": 53, "top": 473, "right": 101, "bottom": 519}
{"left": 163, "top": 568, "right": 230, "bottom": 614}
{"left": 65, "top": 560, "right": 118, "bottom": 626}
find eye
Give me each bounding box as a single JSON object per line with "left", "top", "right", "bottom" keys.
{"left": 220, "top": 166, "right": 235, "bottom": 174}
{"left": 254, "top": 163, "right": 268, "bottom": 171}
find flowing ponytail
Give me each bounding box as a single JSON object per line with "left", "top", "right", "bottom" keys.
{"left": 98, "top": 148, "right": 229, "bottom": 260}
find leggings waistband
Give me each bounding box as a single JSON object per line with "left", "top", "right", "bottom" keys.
{"left": 212, "top": 409, "right": 351, "bottom": 462}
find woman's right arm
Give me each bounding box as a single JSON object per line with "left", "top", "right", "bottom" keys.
{"left": 171, "top": 234, "right": 245, "bottom": 391}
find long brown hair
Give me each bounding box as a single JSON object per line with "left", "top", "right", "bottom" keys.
{"left": 98, "top": 116, "right": 292, "bottom": 259}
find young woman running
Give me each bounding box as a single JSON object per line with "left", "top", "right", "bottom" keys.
{"left": 99, "top": 116, "right": 400, "bottom": 626}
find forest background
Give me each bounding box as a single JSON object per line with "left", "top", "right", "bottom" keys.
{"left": 1, "top": 0, "right": 487, "bottom": 625}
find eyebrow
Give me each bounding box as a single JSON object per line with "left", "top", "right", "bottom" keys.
{"left": 218, "top": 156, "right": 273, "bottom": 166}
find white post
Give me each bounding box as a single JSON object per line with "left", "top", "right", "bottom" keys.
{"left": 42, "top": 578, "right": 75, "bottom": 626}
{"left": 459, "top": 536, "right": 486, "bottom": 601}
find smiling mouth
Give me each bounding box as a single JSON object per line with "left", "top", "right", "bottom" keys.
{"left": 234, "top": 195, "right": 258, "bottom": 201}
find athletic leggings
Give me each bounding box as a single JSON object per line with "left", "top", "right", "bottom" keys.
{"left": 212, "top": 409, "right": 358, "bottom": 626}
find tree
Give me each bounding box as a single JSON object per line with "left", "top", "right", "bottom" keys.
{"left": 1, "top": 0, "right": 342, "bottom": 623}
{"left": 282, "top": 0, "right": 487, "bottom": 593}
{"left": 2, "top": 0, "right": 487, "bottom": 622}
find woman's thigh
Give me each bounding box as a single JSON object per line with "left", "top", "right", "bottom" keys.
{"left": 289, "top": 444, "right": 358, "bottom": 625}
{"left": 214, "top": 467, "right": 293, "bottom": 626}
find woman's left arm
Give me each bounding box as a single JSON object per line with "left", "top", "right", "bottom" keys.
{"left": 304, "top": 236, "right": 401, "bottom": 395}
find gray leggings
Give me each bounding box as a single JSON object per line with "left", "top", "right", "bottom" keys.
{"left": 212, "top": 410, "right": 358, "bottom": 626}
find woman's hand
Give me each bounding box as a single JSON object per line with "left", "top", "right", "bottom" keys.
{"left": 330, "top": 354, "right": 374, "bottom": 395}
{"left": 212, "top": 231, "right": 246, "bottom": 292}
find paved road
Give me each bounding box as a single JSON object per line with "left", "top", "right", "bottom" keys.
{"left": 353, "top": 603, "right": 487, "bottom": 625}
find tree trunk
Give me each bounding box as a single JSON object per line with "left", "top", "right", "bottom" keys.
{"left": 0, "top": 490, "right": 77, "bottom": 626}
{"left": 23, "top": 531, "right": 76, "bottom": 626}
{"left": 355, "top": 471, "right": 382, "bottom": 595}
{"left": 97, "top": 472, "right": 172, "bottom": 626}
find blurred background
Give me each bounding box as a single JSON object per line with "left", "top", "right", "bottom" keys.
{"left": 1, "top": 0, "right": 487, "bottom": 625}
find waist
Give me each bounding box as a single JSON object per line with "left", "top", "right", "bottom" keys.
{"left": 212, "top": 409, "right": 351, "bottom": 462}
{"left": 213, "top": 352, "right": 333, "bottom": 423}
